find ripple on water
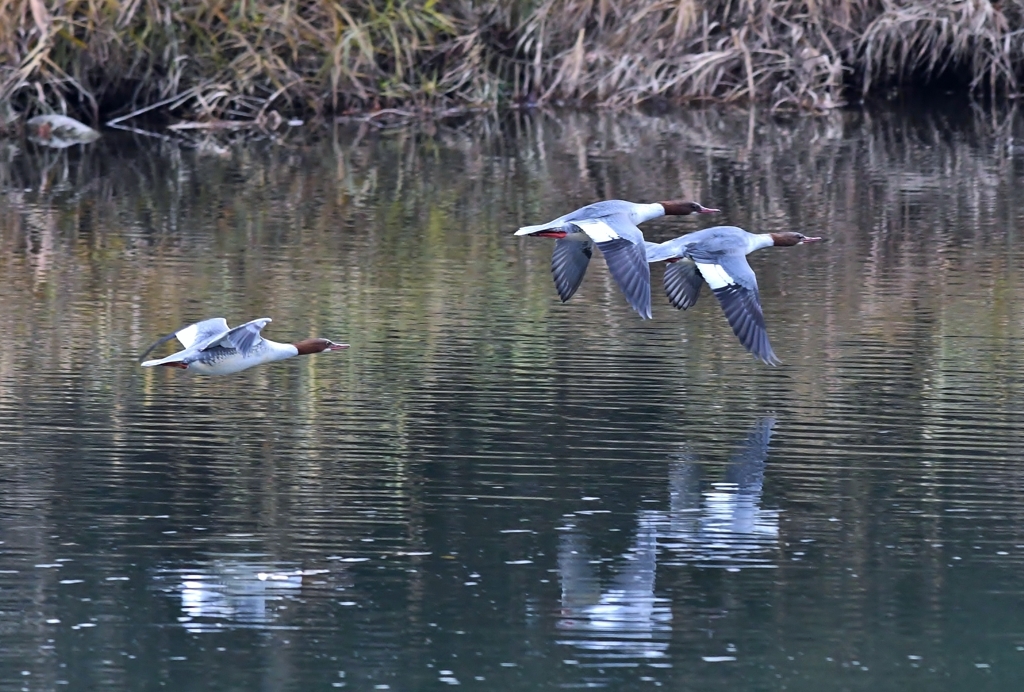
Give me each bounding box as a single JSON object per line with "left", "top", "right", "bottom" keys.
{"left": 3, "top": 109, "right": 1024, "bottom": 690}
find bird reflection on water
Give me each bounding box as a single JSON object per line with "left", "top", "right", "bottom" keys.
{"left": 153, "top": 559, "right": 332, "bottom": 632}
{"left": 556, "top": 418, "right": 780, "bottom": 661}
{"left": 655, "top": 416, "right": 779, "bottom": 567}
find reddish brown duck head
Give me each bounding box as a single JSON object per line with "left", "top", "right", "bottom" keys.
{"left": 768, "top": 232, "right": 823, "bottom": 246}
{"left": 658, "top": 200, "right": 720, "bottom": 216}
{"left": 294, "top": 338, "right": 350, "bottom": 355}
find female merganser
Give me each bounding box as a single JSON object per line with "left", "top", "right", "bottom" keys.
{"left": 139, "top": 317, "right": 348, "bottom": 375}
{"left": 515, "top": 200, "right": 718, "bottom": 319}
{"left": 645, "top": 226, "right": 821, "bottom": 365}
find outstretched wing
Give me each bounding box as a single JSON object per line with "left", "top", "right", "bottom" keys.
{"left": 550, "top": 236, "right": 593, "bottom": 302}
{"left": 203, "top": 317, "right": 272, "bottom": 356}
{"left": 571, "top": 214, "right": 652, "bottom": 319}
{"left": 663, "top": 258, "right": 705, "bottom": 310}
{"left": 139, "top": 317, "right": 230, "bottom": 362}
{"left": 691, "top": 253, "right": 779, "bottom": 365}
{"left": 176, "top": 318, "right": 231, "bottom": 348}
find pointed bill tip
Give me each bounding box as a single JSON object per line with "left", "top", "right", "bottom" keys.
{"left": 327, "top": 343, "right": 350, "bottom": 351}
{"left": 800, "top": 236, "right": 823, "bottom": 244}
{"left": 698, "top": 207, "right": 720, "bottom": 214}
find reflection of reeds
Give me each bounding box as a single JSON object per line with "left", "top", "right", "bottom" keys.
{"left": 2, "top": 1, "right": 1023, "bottom": 122}
{"left": 0, "top": 104, "right": 1021, "bottom": 393}
{"left": 861, "top": 0, "right": 1019, "bottom": 97}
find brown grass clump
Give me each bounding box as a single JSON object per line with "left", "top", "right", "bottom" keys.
{"left": 1, "top": 0, "right": 1024, "bottom": 126}
{"left": 860, "top": 0, "right": 1022, "bottom": 98}
{"left": 0, "top": 0, "right": 493, "bottom": 126}
{"left": 518, "top": 0, "right": 869, "bottom": 111}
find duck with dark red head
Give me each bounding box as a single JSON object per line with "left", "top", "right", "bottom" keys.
{"left": 645, "top": 225, "right": 822, "bottom": 365}
{"left": 514, "top": 198, "right": 719, "bottom": 319}
{"left": 140, "top": 317, "right": 348, "bottom": 375}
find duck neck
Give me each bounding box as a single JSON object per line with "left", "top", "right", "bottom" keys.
{"left": 749, "top": 233, "right": 776, "bottom": 253}
{"left": 658, "top": 201, "right": 694, "bottom": 216}
{"left": 633, "top": 203, "right": 668, "bottom": 224}
{"left": 263, "top": 339, "right": 301, "bottom": 362}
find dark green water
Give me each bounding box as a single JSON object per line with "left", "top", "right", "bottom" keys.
{"left": 2, "top": 105, "right": 1024, "bottom": 691}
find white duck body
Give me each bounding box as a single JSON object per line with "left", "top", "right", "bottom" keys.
{"left": 644, "top": 226, "right": 773, "bottom": 264}
{"left": 182, "top": 339, "right": 301, "bottom": 375}
{"left": 515, "top": 200, "right": 667, "bottom": 237}
{"left": 645, "top": 226, "right": 821, "bottom": 365}
{"left": 516, "top": 201, "right": 662, "bottom": 319}
{"left": 139, "top": 317, "right": 347, "bottom": 375}
{"left": 515, "top": 200, "right": 718, "bottom": 320}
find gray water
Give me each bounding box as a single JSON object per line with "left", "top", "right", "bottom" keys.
{"left": 1, "top": 104, "right": 1024, "bottom": 691}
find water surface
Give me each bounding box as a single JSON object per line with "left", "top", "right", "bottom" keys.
{"left": 1, "top": 105, "right": 1024, "bottom": 690}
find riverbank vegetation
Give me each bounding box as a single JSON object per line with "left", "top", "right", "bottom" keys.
{"left": 1, "top": 0, "right": 1023, "bottom": 128}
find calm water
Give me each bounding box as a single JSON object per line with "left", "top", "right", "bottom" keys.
{"left": 2, "top": 105, "right": 1024, "bottom": 691}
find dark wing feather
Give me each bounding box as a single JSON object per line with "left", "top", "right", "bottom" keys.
{"left": 597, "top": 238, "right": 652, "bottom": 319}
{"left": 569, "top": 214, "right": 652, "bottom": 319}
{"left": 551, "top": 237, "right": 593, "bottom": 302}
{"left": 690, "top": 254, "right": 779, "bottom": 365}
{"left": 710, "top": 283, "right": 779, "bottom": 365}
{"left": 663, "top": 258, "right": 705, "bottom": 310}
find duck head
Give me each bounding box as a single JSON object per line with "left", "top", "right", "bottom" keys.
{"left": 769, "top": 232, "right": 823, "bottom": 246}
{"left": 659, "top": 200, "right": 720, "bottom": 215}
{"left": 294, "top": 338, "right": 350, "bottom": 355}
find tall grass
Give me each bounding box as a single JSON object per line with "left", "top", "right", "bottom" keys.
{"left": 1, "top": 0, "right": 1023, "bottom": 124}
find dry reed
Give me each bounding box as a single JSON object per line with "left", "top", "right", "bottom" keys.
{"left": 1, "top": 0, "right": 1024, "bottom": 126}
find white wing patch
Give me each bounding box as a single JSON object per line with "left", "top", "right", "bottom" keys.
{"left": 175, "top": 323, "right": 201, "bottom": 349}
{"left": 571, "top": 218, "right": 622, "bottom": 244}
{"left": 175, "top": 317, "right": 229, "bottom": 348}
{"left": 695, "top": 263, "right": 736, "bottom": 290}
